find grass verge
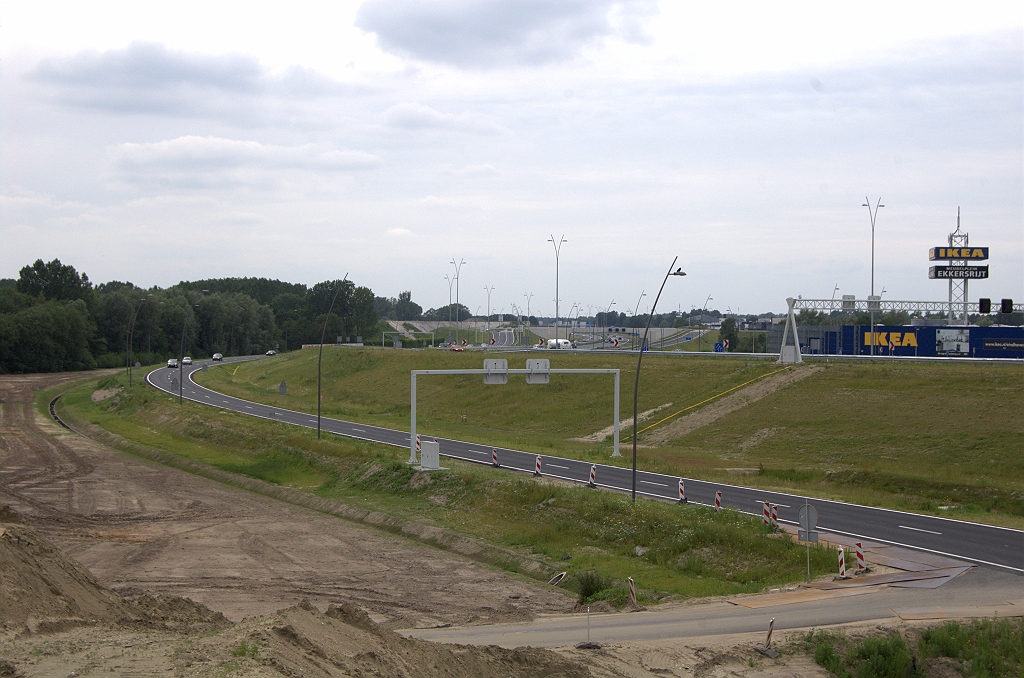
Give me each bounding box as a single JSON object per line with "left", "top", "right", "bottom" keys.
{"left": 196, "top": 350, "right": 1024, "bottom": 528}
{"left": 804, "top": 617, "right": 1024, "bottom": 677}
{"left": 55, "top": 370, "right": 837, "bottom": 605}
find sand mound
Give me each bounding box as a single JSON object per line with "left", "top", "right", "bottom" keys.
{"left": 0, "top": 507, "right": 229, "bottom": 636}
{"left": 1, "top": 507, "right": 589, "bottom": 676}
{"left": 249, "top": 600, "right": 592, "bottom": 678}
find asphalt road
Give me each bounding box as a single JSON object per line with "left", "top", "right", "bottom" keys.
{"left": 405, "top": 566, "right": 1023, "bottom": 648}
{"left": 146, "top": 356, "right": 1024, "bottom": 574}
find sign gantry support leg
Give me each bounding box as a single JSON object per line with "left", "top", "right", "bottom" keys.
{"left": 779, "top": 297, "right": 803, "bottom": 364}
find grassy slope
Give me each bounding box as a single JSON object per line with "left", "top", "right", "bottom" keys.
{"left": 199, "top": 349, "right": 1024, "bottom": 528}
{"left": 58, "top": 371, "right": 836, "bottom": 603}
{"left": 654, "top": 361, "right": 1024, "bottom": 526}
{"left": 196, "top": 348, "right": 779, "bottom": 462}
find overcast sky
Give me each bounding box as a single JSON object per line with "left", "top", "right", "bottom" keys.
{"left": 2, "top": 1, "right": 1021, "bottom": 316}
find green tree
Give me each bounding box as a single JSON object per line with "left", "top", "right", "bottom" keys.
{"left": 17, "top": 259, "right": 92, "bottom": 302}
{"left": 719, "top": 317, "right": 739, "bottom": 351}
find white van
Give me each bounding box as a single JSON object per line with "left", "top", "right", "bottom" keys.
{"left": 546, "top": 339, "right": 572, "bottom": 349}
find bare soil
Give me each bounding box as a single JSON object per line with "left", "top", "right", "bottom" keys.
{"left": 0, "top": 372, "right": 869, "bottom": 677}
{"left": 642, "top": 366, "right": 822, "bottom": 445}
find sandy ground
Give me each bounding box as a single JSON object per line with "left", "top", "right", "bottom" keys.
{"left": 0, "top": 373, "right": 572, "bottom": 628}
{"left": 0, "top": 371, "right": 929, "bottom": 677}
{"left": 642, "top": 365, "right": 822, "bottom": 445}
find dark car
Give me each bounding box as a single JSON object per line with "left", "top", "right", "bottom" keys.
{"left": 266, "top": 350, "right": 277, "bottom": 356}
{"left": 212, "top": 353, "right": 223, "bottom": 361}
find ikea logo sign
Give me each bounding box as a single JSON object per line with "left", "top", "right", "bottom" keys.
{"left": 929, "top": 247, "right": 989, "bottom": 261}
{"left": 864, "top": 331, "right": 918, "bottom": 347}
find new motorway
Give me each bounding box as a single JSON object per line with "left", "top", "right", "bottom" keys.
{"left": 147, "top": 356, "right": 1023, "bottom": 574}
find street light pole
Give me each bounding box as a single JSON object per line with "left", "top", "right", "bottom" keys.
{"left": 698, "top": 294, "right": 712, "bottom": 352}
{"left": 318, "top": 274, "right": 348, "bottom": 439}
{"left": 632, "top": 259, "right": 685, "bottom": 502}
{"left": 632, "top": 291, "right": 646, "bottom": 351}
{"left": 484, "top": 285, "right": 495, "bottom": 332}
{"left": 524, "top": 293, "right": 533, "bottom": 328}
{"left": 178, "top": 290, "right": 207, "bottom": 405}
{"left": 451, "top": 259, "right": 465, "bottom": 344}
{"left": 548, "top": 235, "right": 567, "bottom": 340}
{"left": 863, "top": 197, "right": 884, "bottom": 356}
{"left": 445, "top": 275, "right": 454, "bottom": 334}
{"left": 126, "top": 294, "right": 152, "bottom": 386}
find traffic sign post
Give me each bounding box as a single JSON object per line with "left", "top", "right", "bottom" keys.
{"left": 798, "top": 500, "right": 819, "bottom": 582}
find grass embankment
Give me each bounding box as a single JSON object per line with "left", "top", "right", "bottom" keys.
{"left": 196, "top": 349, "right": 779, "bottom": 463}
{"left": 668, "top": 361, "right": 1024, "bottom": 527}
{"left": 199, "top": 351, "right": 1024, "bottom": 528}
{"left": 58, "top": 371, "right": 836, "bottom": 604}
{"left": 805, "top": 618, "right": 1024, "bottom": 677}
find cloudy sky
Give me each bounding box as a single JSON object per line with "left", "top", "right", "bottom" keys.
{"left": 2, "top": 1, "right": 1021, "bottom": 316}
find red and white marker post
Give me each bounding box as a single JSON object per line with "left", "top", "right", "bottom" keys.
{"left": 678, "top": 478, "right": 687, "bottom": 504}
{"left": 715, "top": 490, "right": 722, "bottom": 512}
{"left": 492, "top": 448, "right": 499, "bottom": 468}
{"left": 838, "top": 546, "right": 846, "bottom": 578}
{"left": 763, "top": 501, "right": 771, "bottom": 525}
{"left": 771, "top": 504, "right": 779, "bottom": 530}
{"left": 765, "top": 617, "right": 775, "bottom": 648}
{"left": 534, "top": 455, "right": 542, "bottom": 476}
{"left": 855, "top": 542, "right": 866, "bottom": 572}
{"left": 589, "top": 464, "right": 597, "bottom": 488}
{"left": 415, "top": 435, "right": 421, "bottom": 454}
{"left": 628, "top": 577, "right": 636, "bottom": 607}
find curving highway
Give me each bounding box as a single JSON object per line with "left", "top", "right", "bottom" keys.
{"left": 146, "top": 356, "right": 1024, "bottom": 574}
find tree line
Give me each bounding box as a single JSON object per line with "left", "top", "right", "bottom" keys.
{"left": 0, "top": 259, "right": 396, "bottom": 374}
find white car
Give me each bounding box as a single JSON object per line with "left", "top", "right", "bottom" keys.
{"left": 182, "top": 356, "right": 192, "bottom": 365}
{"left": 167, "top": 358, "right": 178, "bottom": 369}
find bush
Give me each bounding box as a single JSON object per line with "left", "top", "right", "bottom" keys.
{"left": 575, "top": 570, "right": 609, "bottom": 603}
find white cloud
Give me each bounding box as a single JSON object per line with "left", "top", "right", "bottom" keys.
{"left": 387, "top": 227, "right": 412, "bottom": 235}
{"left": 109, "top": 136, "right": 382, "bottom": 189}
{"left": 356, "top": 0, "right": 656, "bottom": 68}
{"left": 383, "top": 102, "right": 503, "bottom": 134}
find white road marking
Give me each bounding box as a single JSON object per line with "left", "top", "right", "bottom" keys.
{"left": 754, "top": 500, "right": 790, "bottom": 508}
{"left": 899, "top": 525, "right": 942, "bottom": 535}
{"left": 352, "top": 428, "right": 364, "bottom": 432}
{"left": 245, "top": 405, "right": 252, "bottom": 409}
{"left": 640, "top": 481, "right": 667, "bottom": 487}
{"left": 549, "top": 464, "right": 569, "bottom": 470}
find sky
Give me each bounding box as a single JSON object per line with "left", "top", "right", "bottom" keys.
{"left": 2, "top": 0, "right": 1022, "bottom": 317}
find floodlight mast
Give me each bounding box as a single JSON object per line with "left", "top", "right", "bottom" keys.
{"left": 863, "top": 197, "right": 883, "bottom": 355}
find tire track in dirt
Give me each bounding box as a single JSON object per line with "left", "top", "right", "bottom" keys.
{"left": 1, "top": 372, "right": 574, "bottom": 627}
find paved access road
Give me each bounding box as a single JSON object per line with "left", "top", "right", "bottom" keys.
{"left": 147, "top": 357, "right": 1024, "bottom": 574}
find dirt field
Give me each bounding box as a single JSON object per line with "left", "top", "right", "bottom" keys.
{"left": 0, "top": 371, "right": 849, "bottom": 676}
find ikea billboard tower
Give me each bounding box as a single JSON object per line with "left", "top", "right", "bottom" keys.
{"left": 928, "top": 208, "right": 989, "bottom": 325}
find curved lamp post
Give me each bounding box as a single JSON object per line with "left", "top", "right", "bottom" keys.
{"left": 632, "top": 258, "right": 685, "bottom": 502}
{"left": 317, "top": 274, "right": 349, "bottom": 439}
